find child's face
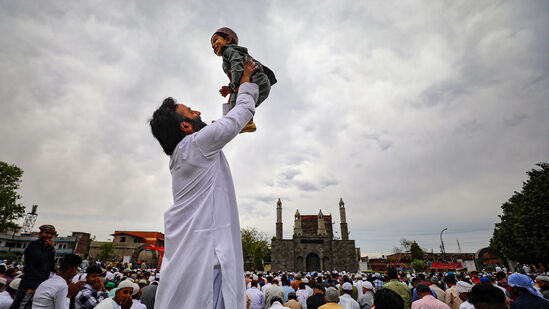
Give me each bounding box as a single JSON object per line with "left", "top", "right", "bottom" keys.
{"left": 211, "top": 34, "right": 231, "bottom": 56}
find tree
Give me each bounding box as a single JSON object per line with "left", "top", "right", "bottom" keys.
{"left": 410, "top": 241, "right": 424, "bottom": 261}
{"left": 96, "top": 242, "right": 114, "bottom": 261}
{"left": 241, "top": 227, "right": 270, "bottom": 270}
{"left": 490, "top": 163, "right": 549, "bottom": 263}
{"left": 411, "top": 259, "right": 426, "bottom": 272}
{"left": 400, "top": 238, "right": 413, "bottom": 253}
{"left": 253, "top": 246, "right": 263, "bottom": 270}
{"left": 0, "top": 162, "right": 26, "bottom": 232}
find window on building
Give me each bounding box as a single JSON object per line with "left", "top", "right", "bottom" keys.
{"left": 120, "top": 237, "right": 126, "bottom": 243}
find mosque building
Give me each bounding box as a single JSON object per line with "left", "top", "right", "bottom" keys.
{"left": 271, "top": 198, "right": 360, "bottom": 272}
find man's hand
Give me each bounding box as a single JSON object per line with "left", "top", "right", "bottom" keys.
{"left": 91, "top": 277, "right": 106, "bottom": 292}
{"left": 46, "top": 239, "right": 54, "bottom": 247}
{"left": 219, "top": 86, "right": 230, "bottom": 97}
{"left": 67, "top": 281, "right": 84, "bottom": 298}
{"left": 239, "top": 57, "right": 258, "bottom": 86}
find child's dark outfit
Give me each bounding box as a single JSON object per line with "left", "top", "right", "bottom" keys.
{"left": 221, "top": 44, "right": 276, "bottom": 110}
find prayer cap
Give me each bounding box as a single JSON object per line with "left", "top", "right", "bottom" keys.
{"left": 39, "top": 224, "right": 55, "bottom": 232}
{"left": 326, "top": 287, "right": 339, "bottom": 302}
{"left": 456, "top": 281, "right": 473, "bottom": 294}
{"left": 117, "top": 280, "right": 134, "bottom": 292}
{"left": 252, "top": 275, "right": 258, "bottom": 281}
{"left": 0, "top": 278, "right": 6, "bottom": 285}
{"left": 296, "top": 273, "right": 302, "bottom": 279}
{"left": 508, "top": 273, "right": 544, "bottom": 298}
{"left": 9, "top": 278, "right": 21, "bottom": 290}
{"left": 105, "top": 282, "right": 115, "bottom": 288}
{"left": 132, "top": 283, "right": 140, "bottom": 296}
{"left": 302, "top": 278, "right": 309, "bottom": 283}
{"left": 342, "top": 282, "right": 353, "bottom": 291}
{"left": 213, "top": 27, "right": 238, "bottom": 44}
{"left": 536, "top": 275, "right": 549, "bottom": 282}
{"left": 362, "top": 281, "right": 373, "bottom": 290}
{"left": 480, "top": 277, "right": 490, "bottom": 283}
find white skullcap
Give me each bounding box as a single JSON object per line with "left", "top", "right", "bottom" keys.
{"left": 9, "top": 278, "right": 21, "bottom": 290}
{"left": 0, "top": 278, "right": 6, "bottom": 285}
{"left": 132, "top": 283, "right": 140, "bottom": 296}
{"left": 117, "top": 280, "right": 135, "bottom": 292}
{"left": 342, "top": 282, "right": 353, "bottom": 291}
{"left": 456, "top": 281, "right": 473, "bottom": 294}
{"left": 302, "top": 278, "right": 309, "bottom": 283}
{"left": 362, "top": 281, "right": 374, "bottom": 290}
{"left": 252, "top": 275, "right": 258, "bottom": 281}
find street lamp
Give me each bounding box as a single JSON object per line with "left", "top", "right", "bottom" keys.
{"left": 440, "top": 228, "right": 448, "bottom": 260}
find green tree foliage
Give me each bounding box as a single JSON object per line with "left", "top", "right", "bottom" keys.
{"left": 411, "top": 259, "right": 426, "bottom": 272}
{"left": 96, "top": 242, "right": 114, "bottom": 261}
{"left": 241, "top": 227, "right": 270, "bottom": 270}
{"left": 490, "top": 163, "right": 549, "bottom": 263}
{"left": 410, "top": 241, "right": 424, "bottom": 261}
{"left": 253, "top": 246, "right": 263, "bottom": 270}
{"left": 0, "top": 162, "right": 26, "bottom": 232}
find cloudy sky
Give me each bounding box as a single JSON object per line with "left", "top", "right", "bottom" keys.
{"left": 1, "top": 1, "right": 548, "bottom": 257}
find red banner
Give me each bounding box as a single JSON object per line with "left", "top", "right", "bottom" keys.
{"left": 429, "top": 261, "right": 463, "bottom": 269}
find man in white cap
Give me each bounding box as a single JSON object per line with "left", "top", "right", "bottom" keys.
{"left": 339, "top": 283, "right": 360, "bottom": 309}
{"left": 357, "top": 281, "right": 374, "bottom": 309}
{"left": 536, "top": 275, "right": 549, "bottom": 300}
{"left": 318, "top": 287, "right": 343, "bottom": 309}
{"left": 94, "top": 280, "right": 134, "bottom": 309}
{"left": 353, "top": 274, "right": 363, "bottom": 299}
{"left": 247, "top": 279, "right": 265, "bottom": 309}
{"left": 0, "top": 279, "right": 20, "bottom": 309}
{"left": 130, "top": 282, "right": 146, "bottom": 309}
{"left": 455, "top": 281, "right": 474, "bottom": 309}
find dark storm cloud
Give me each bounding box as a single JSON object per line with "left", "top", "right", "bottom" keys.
{"left": 1, "top": 1, "right": 548, "bottom": 257}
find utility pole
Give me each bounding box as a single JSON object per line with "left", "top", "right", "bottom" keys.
{"left": 456, "top": 238, "right": 462, "bottom": 254}
{"left": 440, "top": 228, "right": 447, "bottom": 260}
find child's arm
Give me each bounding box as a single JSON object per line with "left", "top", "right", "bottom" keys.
{"left": 195, "top": 59, "right": 258, "bottom": 156}
{"left": 224, "top": 47, "right": 245, "bottom": 90}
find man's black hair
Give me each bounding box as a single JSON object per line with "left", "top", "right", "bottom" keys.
{"left": 271, "top": 296, "right": 283, "bottom": 306}
{"left": 0, "top": 265, "right": 5, "bottom": 274}
{"left": 374, "top": 288, "right": 404, "bottom": 309}
{"left": 387, "top": 267, "right": 398, "bottom": 279}
{"left": 299, "top": 282, "right": 305, "bottom": 289}
{"left": 213, "top": 32, "right": 237, "bottom": 45}
{"left": 59, "top": 254, "right": 82, "bottom": 272}
{"left": 343, "top": 275, "right": 351, "bottom": 283}
{"left": 288, "top": 292, "right": 297, "bottom": 300}
{"left": 416, "top": 283, "right": 431, "bottom": 294}
{"left": 444, "top": 275, "right": 457, "bottom": 285}
{"left": 87, "top": 264, "right": 103, "bottom": 275}
{"left": 417, "top": 273, "right": 426, "bottom": 280}
{"left": 411, "top": 277, "right": 420, "bottom": 286}
{"left": 150, "top": 98, "right": 185, "bottom": 155}
{"left": 468, "top": 283, "right": 506, "bottom": 309}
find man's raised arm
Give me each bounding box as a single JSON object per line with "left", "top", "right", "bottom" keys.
{"left": 195, "top": 58, "right": 259, "bottom": 156}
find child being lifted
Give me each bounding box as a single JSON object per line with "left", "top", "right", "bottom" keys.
{"left": 211, "top": 27, "right": 276, "bottom": 133}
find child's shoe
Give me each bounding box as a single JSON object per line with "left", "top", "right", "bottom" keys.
{"left": 240, "top": 120, "right": 256, "bottom": 133}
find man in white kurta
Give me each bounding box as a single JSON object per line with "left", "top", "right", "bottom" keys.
{"left": 153, "top": 79, "right": 259, "bottom": 307}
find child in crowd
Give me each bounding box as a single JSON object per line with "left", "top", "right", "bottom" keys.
{"left": 211, "top": 27, "right": 276, "bottom": 133}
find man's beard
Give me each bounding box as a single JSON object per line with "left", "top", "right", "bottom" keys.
{"left": 187, "top": 116, "right": 207, "bottom": 132}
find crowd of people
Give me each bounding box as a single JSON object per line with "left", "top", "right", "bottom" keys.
{"left": 241, "top": 267, "right": 549, "bottom": 309}
{"left": 0, "top": 224, "right": 547, "bottom": 308}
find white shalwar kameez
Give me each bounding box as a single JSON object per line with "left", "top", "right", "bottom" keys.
{"left": 154, "top": 83, "right": 258, "bottom": 309}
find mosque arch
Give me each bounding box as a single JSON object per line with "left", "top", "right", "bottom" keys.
{"left": 296, "top": 256, "right": 304, "bottom": 271}
{"left": 306, "top": 253, "right": 320, "bottom": 272}
{"left": 131, "top": 244, "right": 159, "bottom": 267}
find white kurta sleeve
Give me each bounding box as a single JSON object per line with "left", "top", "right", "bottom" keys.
{"left": 53, "top": 286, "right": 69, "bottom": 309}
{"left": 194, "top": 82, "right": 258, "bottom": 157}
